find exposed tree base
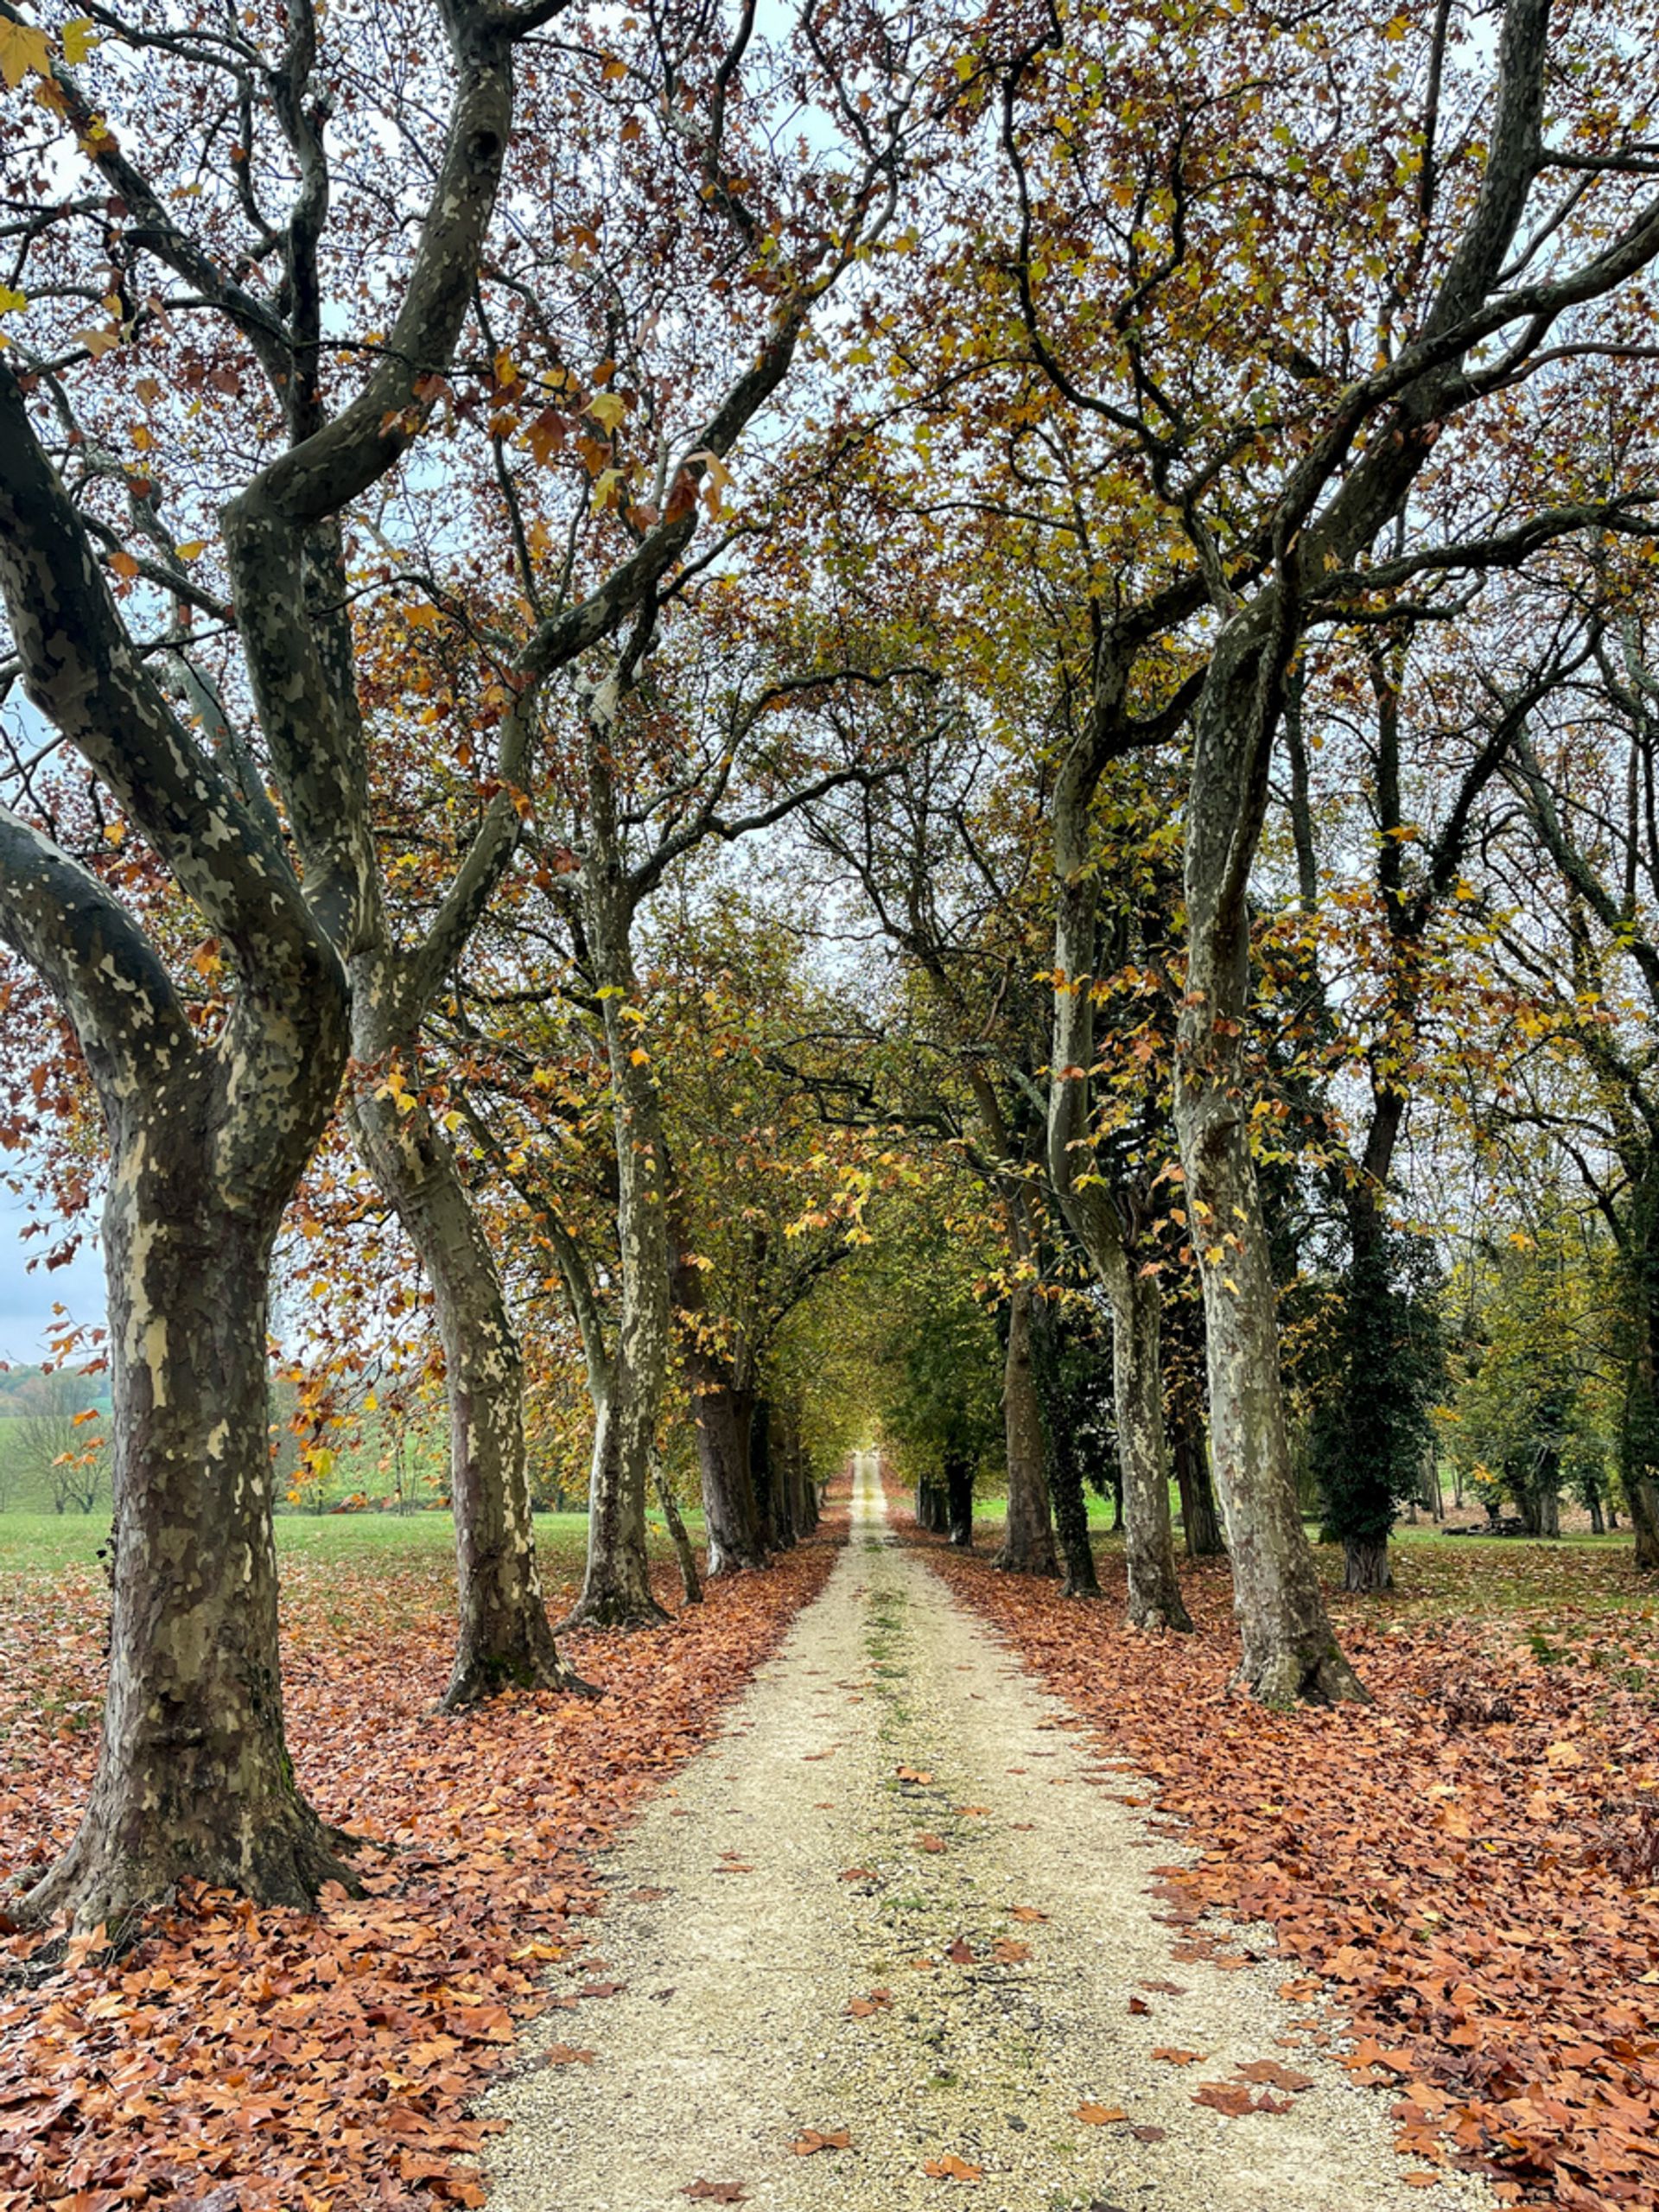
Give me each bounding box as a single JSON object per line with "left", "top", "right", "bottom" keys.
{"left": 24, "top": 1791, "right": 359, "bottom": 1935}
{"left": 1060, "top": 1570, "right": 1103, "bottom": 1599}
{"left": 704, "top": 1541, "right": 770, "bottom": 1578}
{"left": 1236, "top": 1643, "right": 1372, "bottom": 1708}
{"left": 948, "top": 1526, "right": 974, "bottom": 1550}
{"left": 1342, "top": 1535, "right": 1395, "bottom": 1593}
{"left": 990, "top": 1545, "right": 1059, "bottom": 1575}
{"left": 1128, "top": 1586, "right": 1194, "bottom": 1632}
{"left": 557, "top": 1589, "right": 671, "bottom": 1632}
{"left": 442, "top": 1644, "right": 597, "bottom": 1711}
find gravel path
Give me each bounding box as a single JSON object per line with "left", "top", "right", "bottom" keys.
{"left": 485, "top": 1456, "right": 1486, "bottom": 2211}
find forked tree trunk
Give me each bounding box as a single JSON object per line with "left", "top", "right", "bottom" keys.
{"left": 28, "top": 1141, "right": 353, "bottom": 1929}
{"left": 351, "top": 1055, "right": 577, "bottom": 1706}
{"left": 994, "top": 1284, "right": 1058, "bottom": 1574}
{"left": 1110, "top": 1264, "right": 1192, "bottom": 1630}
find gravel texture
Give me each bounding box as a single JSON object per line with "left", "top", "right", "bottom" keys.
{"left": 484, "top": 1457, "right": 1489, "bottom": 2210}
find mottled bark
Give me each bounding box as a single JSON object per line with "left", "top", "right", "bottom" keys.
{"left": 24, "top": 1063, "right": 353, "bottom": 1929}
{"left": 350, "top": 1038, "right": 578, "bottom": 1706}
{"left": 993, "top": 1285, "right": 1058, "bottom": 1574}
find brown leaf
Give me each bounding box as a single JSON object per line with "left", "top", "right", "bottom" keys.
{"left": 1235, "top": 2059, "right": 1315, "bottom": 2092}
{"left": 1007, "top": 1905, "right": 1048, "bottom": 1923}
{"left": 683, "top": 2183, "right": 748, "bottom": 2202}
{"left": 1075, "top": 2101, "right": 1128, "bottom": 2125}
{"left": 1130, "top": 2125, "right": 1168, "bottom": 2144}
{"left": 945, "top": 1937, "right": 976, "bottom": 1964}
{"left": 846, "top": 1989, "right": 893, "bottom": 2018}
{"left": 1151, "top": 2047, "right": 1205, "bottom": 2066}
{"left": 839, "top": 1867, "right": 878, "bottom": 1883}
{"left": 922, "top": 2152, "right": 982, "bottom": 2179}
{"left": 1128, "top": 1995, "right": 1150, "bottom": 2015}
{"left": 990, "top": 1939, "right": 1030, "bottom": 1964}
{"left": 791, "top": 2128, "right": 852, "bottom": 2155}
{"left": 542, "top": 2044, "right": 595, "bottom": 2066}
{"left": 915, "top": 1832, "right": 946, "bottom": 1852}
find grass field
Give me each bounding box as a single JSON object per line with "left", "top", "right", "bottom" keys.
{"left": 0, "top": 1503, "right": 704, "bottom": 1576}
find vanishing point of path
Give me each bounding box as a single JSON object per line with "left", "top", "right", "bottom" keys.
{"left": 486, "top": 1459, "right": 1487, "bottom": 2212}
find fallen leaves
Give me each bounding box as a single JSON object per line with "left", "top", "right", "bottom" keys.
{"left": 922, "top": 2152, "right": 983, "bottom": 2179}
{"left": 989, "top": 1938, "right": 1030, "bottom": 1964}
{"left": 791, "top": 2127, "right": 852, "bottom": 2155}
{"left": 0, "top": 1524, "right": 845, "bottom": 2212}
{"left": 912, "top": 1510, "right": 1659, "bottom": 2207}
{"left": 914, "top": 1831, "right": 946, "bottom": 1852}
{"left": 1075, "top": 2101, "right": 1128, "bottom": 2125}
{"left": 1006, "top": 1904, "right": 1047, "bottom": 1923}
{"left": 846, "top": 1988, "right": 893, "bottom": 2018}
{"left": 1193, "top": 2082, "right": 1295, "bottom": 2117}
{"left": 1151, "top": 2047, "right": 1205, "bottom": 2066}
{"left": 683, "top": 2182, "right": 747, "bottom": 2202}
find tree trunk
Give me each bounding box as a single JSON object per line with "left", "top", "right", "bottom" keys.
{"left": 694, "top": 1375, "right": 766, "bottom": 1574}
{"left": 652, "top": 1455, "right": 702, "bottom": 1605}
{"left": 1175, "top": 612, "right": 1366, "bottom": 1707}
{"left": 1343, "top": 1534, "right": 1394, "bottom": 1592}
{"left": 753, "top": 1394, "right": 793, "bottom": 1551}
{"left": 28, "top": 1161, "right": 353, "bottom": 1929}
{"left": 1175, "top": 1084, "right": 1365, "bottom": 1701}
{"left": 945, "top": 1450, "right": 974, "bottom": 1548}
{"left": 1109, "top": 1264, "right": 1192, "bottom": 1629}
{"left": 670, "top": 1215, "right": 766, "bottom": 1574}
{"left": 1169, "top": 1371, "right": 1226, "bottom": 1557}
{"left": 351, "top": 1050, "right": 577, "bottom": 1706}
{"left": 564, "top": 754, "right": 671, "bottom": 1630}
{"left": 993, "top": 1285, "right": 1058, "bottom": 1573}
{"left": 1029, "top": 1305, "right": 1099, "bottom": 1598}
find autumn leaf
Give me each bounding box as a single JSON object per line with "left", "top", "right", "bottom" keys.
{"left": 990, "top": 1939, "right": 1029, "bottom": 1964}
{"left": 914, "top": 1831, "right": 946, "bottom": 1852}
{"left": 0, "top": 15, "right": 53, "bottom": 86}
{"left": 683, "top": 2183, "right": 747, "bottom": 2202}
{"left": 1075, "top": 2102, "right": 1128, "bottom": 2125}
{"left": 1151, "top": 2047, "right": 1205, "bottom": 2066}
{"left": 543, "top": 2043, "right": 596, "bottom": 2066}
{"left": 846, "top": 1989, "right": 892, "bottom": 2018}
{"left": 791, "top": 2128, "right": 852, "bottom": 2155}
{"left": 1007, "top": 1905, "right": 1047, "bottom": 1923}
{"left": 921, "top": 2153, "right": 982, "bottom": 2180}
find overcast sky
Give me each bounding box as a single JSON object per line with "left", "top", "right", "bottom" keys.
{"left": 0, "top": 1186, "right": 105, "bottom": 1367}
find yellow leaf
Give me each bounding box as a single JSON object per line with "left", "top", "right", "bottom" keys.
{"left": 0, "top": 16, "right": 52, "bottom": 86}
{"left": 629, "top": 1047, "right": 650, "bottom": 1066}
{"left": 0, "top": 283, "right": 26, "bottom": 316}
{"left": 585, "top": 389, "right": 626, "bottom": 434}
{"left": 61, "top": 15, "right": 97, "bottom": 62}
{"left": 73, "top": 324, "right": 120, "bottom": 358}
{"left": 175, "top": 539, "right": 207, "bottom": 561}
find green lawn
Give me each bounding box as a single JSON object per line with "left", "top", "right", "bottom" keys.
{"left": 0, "top": 1503, "right": 703, "bottom": 1576}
